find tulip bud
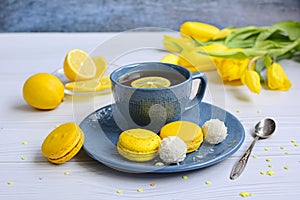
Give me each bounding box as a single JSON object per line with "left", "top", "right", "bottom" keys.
{"left": 267, "top": 62, "right": 292, "bottom": 91}
{"left": 241, "top": 70, "right": 261, "bottom": 94}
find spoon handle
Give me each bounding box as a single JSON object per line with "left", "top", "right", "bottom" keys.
{"left": 230, "top": 136, "right": 259, "bottom": 180}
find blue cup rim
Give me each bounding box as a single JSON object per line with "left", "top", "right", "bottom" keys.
{"left": 110, "top": 62, "right": 193, "bottom": 90}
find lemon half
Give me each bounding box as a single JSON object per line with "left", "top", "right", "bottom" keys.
{"left": 64, "top": 49, "right": 101, "bottom": 81}
{"left": 131, "top": 76, "right": 171, "bottom": 88}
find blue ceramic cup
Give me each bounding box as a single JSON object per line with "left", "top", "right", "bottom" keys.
{"left": 110, "top": 62, "right": 207, "bottom": 132}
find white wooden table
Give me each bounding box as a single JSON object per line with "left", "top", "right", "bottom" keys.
{"left": 1, "top": 33, "right": 299, "bottom": 200}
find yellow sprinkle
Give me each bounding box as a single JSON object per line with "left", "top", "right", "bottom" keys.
{"left": 260, "top": 171, "right": 266, "bottom": 175}
{"left": 137, "top": 188, "right": 143, "bottom": 192}
{"left": 291, "top": 139, "right": 296, "bottom": 143}
{"left": 266, "top": 158, "right": 271, "bottom": 162}
{"left": 205, "top": 180, "right": 212, "bottom": 185}
{"left": 294, "top": 144, "right": 299, "bottom": 147}
{"left": 264, "top": 147, "right": 269, "bottom": 151}
{"left": 22, "top": 141, "right": 28, "bottom": 145}
{"left": 150, "top": 182, "right": 156, "bottom": 187}
{"left": 64, "top": 171, "right": 70, "bottom": 175}
{"left": 268, "top": 164, "right": 273, "bottom": 168}
{"left": 240, "top": 192, "right": 253, "bottom": 197}
{"left": 182, "top": 175, "right": 188, "bottom": 179}
{"left": 280, "top": 146, "right": 285, "bottom": 150}
{"left": 267, "top": 170, "right": 275, "bottom": 176}
{"left": 252, "top": 155, "right": 257, "bottom": 158}
{"left": 21, "top": 156, "right": 26, "bottom": 160}
{"left": 256, "top": 109, "right": 261, "bottom": 114}
{"left": 236, "top": 110, "right": 241, "bottom": 113}
{"left": 285, "top": 151, "right": 289, "bottom": 155}
{"left": 7, "top": 181, "right": 14, "bottom": 185}
{"left": 284, "top": 166, "right": 289, "bottom": 170}
{"left": 117, "top": 189, "right": 123, "bottom": 194}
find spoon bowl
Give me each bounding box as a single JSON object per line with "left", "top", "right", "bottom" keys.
{"left": 230, "top": 118, "right": 276, "bottom": 180}
{"left": 255, "top": 118, "right": 276, "bottom": 139}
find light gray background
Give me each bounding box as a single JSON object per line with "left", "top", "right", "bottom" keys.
{"left": 0, "top": 0, "right": 299, "bottom": 32}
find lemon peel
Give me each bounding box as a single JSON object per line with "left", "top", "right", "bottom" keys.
{"left": 7, "top": 181, "right": 14, "bottom": 185}
{"left": 267, "top": 170, "right": 275, "bottom": 176}
{"left": 240, "top": 191, "right": 253, "bottom": 197}
{"left": 205, "top": 180, "right": 212, "bottom": 185}
{"left": 182, "top": 175, "right": 188, "bottom": 179}
{"left": 117, "top": 189, "right": 123, "bottom": 194}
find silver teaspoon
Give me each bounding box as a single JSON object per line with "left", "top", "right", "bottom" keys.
{"left": 230, "top": 118, "right": 276, "bottom": 180}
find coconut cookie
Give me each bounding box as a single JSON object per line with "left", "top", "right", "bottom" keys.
{"left": 159, "top": 136, "right": 187, "bottom": 164}
{"left": 202, "top": 118, "right": 228, "bottom": 144}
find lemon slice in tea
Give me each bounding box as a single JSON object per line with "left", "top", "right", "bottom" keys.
{"left": 131, "top": 76, "right": 171, "bottom": 88}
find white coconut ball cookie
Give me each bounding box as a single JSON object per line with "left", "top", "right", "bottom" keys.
{"left": 159, "top": 136, "right": 187, "bottom": 164}
{"left": 202, "top": 119, "right": 228, "bottom": 144}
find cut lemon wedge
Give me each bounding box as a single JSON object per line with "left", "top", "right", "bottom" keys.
{"left": 92, "top": 56, "right": 107, "bottom": 78}
{"left": 65, "top": 76, "right": 112, "bottom": 92}
{"left": 131, "top": 76, "right": 171, "bottom": 88}
{"left": 63, "top": 49, "right": 98, "bottom": 81}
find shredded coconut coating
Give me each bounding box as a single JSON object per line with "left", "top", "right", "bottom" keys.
{"left": 202, "top": 119, "right": 228, "bottom": 144}
{"left": 159, "top": 136, "right": 187, "bottom": 164}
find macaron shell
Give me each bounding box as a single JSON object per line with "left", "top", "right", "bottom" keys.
{"left": 117, "top": 144, "right": 158, "bottom": 162}
{"left": 117, "top": 128, "right": 161, "bottom": 162}
{"left": 186, "top": 134, "right": 203, "bottom": 153}
{"left": 160, "top": 121, "right": 203, "bottom": 153}
{"left": 118, "top": 129, "right": 161, "bottom": 152}
{"left": 48, "top": 130, "right": 84, "bottom": 164}
{"left": 41, "top": 122, "right": 82, "bottom": 160}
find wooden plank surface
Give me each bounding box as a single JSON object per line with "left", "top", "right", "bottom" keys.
{"left": 0, "top": 33, "right": 300, "bottom": 199}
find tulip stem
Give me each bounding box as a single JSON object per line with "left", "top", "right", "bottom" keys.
{"left": 248, "top": 56, "right": 262, "bottom": 70}
{"left": 273, "top": 56, "right": 277, "bottom": 63}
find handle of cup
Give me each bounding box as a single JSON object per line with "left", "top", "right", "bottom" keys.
{"left": 185, "top": 72, "right": 207, "bottom": 111}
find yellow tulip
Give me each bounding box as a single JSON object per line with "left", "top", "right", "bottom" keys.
{"left": 241, "top": 70, "right": 261, "bottom": 94}
{"left": 201, "top": 43, "right": 228, "bottom": 52}
{"left": 163, "top": 35, "right": 195, "bottom": 52}
{"left": 212, "top": 27, "right": 236, "bottom": 40}
{"left": 178, "top": 49, "right": 216, "bottom": 72}
{"left": 215, "top": 48, "right": 250, "bottom": 81}
{"left": 201, "top": 44, "right": 228, "bottom": 68}
{"left": 178, "top": 44, "right": 229, "bottom": 72}
{"left": 267, "top": 62, "right": 292, "bottom": 91}
{"left": 180, "top": 21, "right": 220, "bottom": 42}
{"left": 160, "top": 54, "right": 179, "bottom": 65}
{"left": 217, "top": 58, "right": 249, "bottom": 81}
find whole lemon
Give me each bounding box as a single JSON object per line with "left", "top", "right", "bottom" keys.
{"left": 23, "top": 73, "right": 64, "bottom": 110}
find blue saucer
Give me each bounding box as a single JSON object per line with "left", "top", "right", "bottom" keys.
{"left": 80, "top": 102, "right": 245, "bottom": 173}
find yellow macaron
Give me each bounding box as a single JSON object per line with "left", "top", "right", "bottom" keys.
{"left": 160, "top": 121, "right": 203, "bottom": 153}
{"left": 41, "top": 122, "right": 84, "bottom": 164}
{"left": 117, "top": 128, "right": 161, "bottom": 162}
